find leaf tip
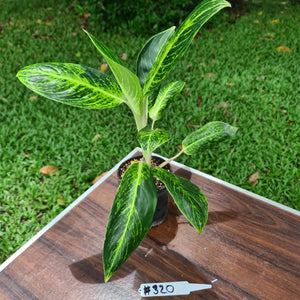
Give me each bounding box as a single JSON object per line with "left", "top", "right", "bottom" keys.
{"left": 103, "top": 264, "right": 112, "bottom": 282}
{"left": 82, "top": 28, "right": 92, "bottom": 39}
{"left": 224, "top": 0, "right": 232, "bottom": 8}
{"left": 231, "top": 126, "right": 238, "bottom": 135}
{"left": 104, "top": 274, "right": 111, "bottom": 283}
{"left": 196, "top": 229, "right": 203, "bottom": 235}
{"left": 16, "top": 69, "right": 23, "bottom": 78}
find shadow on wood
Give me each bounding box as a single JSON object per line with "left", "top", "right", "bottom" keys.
{"left": 69, "top": 236, "right": 217, "bottom": 299}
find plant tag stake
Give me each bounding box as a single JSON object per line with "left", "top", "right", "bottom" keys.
{"left": 138, "top": 281, "right": 212, "bottom": 297}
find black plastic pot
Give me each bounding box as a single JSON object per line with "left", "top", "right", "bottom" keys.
{"left": 117, "top": 155, "right": 172, "bottom": 227}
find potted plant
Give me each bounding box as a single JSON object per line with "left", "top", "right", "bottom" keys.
{"left": 17, "top": 0, "right": 236, "bottom": 281}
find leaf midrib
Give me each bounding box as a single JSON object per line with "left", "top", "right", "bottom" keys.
{"left": 108, "top": 163, "right": 143, "bottom": 274}
{"left": 143, "top": 2, "right": 218, "bottom": 95}
{"left": 184, "top": 130, "right": 221, "bottom": 152}
{"left": 156, "top": 168, "right": 206, "bottom": 232}
{"left": 150, "top": 84, "right": 173, "bottom": 119}
{"left": 21, "top": 70, "right": 125, "bottom": 103}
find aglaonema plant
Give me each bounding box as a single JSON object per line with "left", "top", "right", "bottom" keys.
{"left": 17, "top": 0, "right": 236, "bottom": 281}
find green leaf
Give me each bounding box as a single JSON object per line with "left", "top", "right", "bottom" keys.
{"left": 137, "top": 127, "right": 170, "bottom": 157}
{"left": 137, "top": 26, "right": 175, "bottom": 88}
{"left": 149, "top": 81, "right": 185, "bottom": 121}
{"left": 143, "top": 0, "right": 231, "bottom": 96}
{"left": 17, "top": 63, "right": 125, "bottom": 109}
{"left": 103, "top": 161, "right": 157, "bottom": 281}
{"left": 182, "top": 121, "right": 238, "bottom": 155}
{"left": 152, "top": 167, "right": 208, "bottom": 234}
{"left": 84, "top": 30, "right": 143, "bottom": 116}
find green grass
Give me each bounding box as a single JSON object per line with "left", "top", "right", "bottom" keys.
{"left": 0, "top": 0, "right": 299, "bottom": 263}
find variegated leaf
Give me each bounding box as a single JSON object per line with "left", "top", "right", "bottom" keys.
{"left": 103, "top": 161, "right": 157, "bottom": 281}
{"left": 182, "top": 121, "right": 238, "bottom": 155}
{"left": 84, "top": 30, "right": 143, "bottom": 117}
{"left": 137, "top": 26, "right": 175, "bottom": 88}
{"left": 149, "top": 81, "right": 185, "bottom": 121}
{"left": 152, "top": 167, "right": 208, "bottom": 234}
{"left": 143, "top": 0, "right": 231, "bottom": 96}
{"left": 137, "top": 127, "right": 170, "bottom": 157}
{"left": 17, "top": 63, "right": 125, "bottom": 109}
{"left": 85, "top": 31, "right": 126, "bottom": 67}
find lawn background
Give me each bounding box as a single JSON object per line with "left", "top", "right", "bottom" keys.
{"left": 0, "top": 0, "right": 299, "bottom": 263}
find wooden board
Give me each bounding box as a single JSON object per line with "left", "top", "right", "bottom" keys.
{"left": 1, "top": 149, "right": 299, "bottom": 299}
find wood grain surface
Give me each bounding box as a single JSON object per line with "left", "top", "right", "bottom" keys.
{"left": 0, "top": 153, "right": 299, "bottom": 299}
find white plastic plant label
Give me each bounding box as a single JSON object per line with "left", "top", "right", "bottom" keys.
{"left": 138, "top": 281, "right": 212, "bottom": 297}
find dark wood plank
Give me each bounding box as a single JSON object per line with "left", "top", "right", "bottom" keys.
{"left": 0, "top": 153, "right": 299, "bottom": 299}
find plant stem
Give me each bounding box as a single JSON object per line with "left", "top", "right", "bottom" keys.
{"left": 159, "top": 148, "right": 185, "bottom": 168}
{"left": 151, "top": 119, "right": 155, "bottom": 130}
{"left": 133, "top": 112, "right": 145, "bottom": 131}
{"left": 128, "top": 97, "right": 148, "bottom": 131}
{"left": 144, "top": 152, "right": 152, "bottom": 166}
{"left": 143, "top": 97, "right": 148, "bottom": 129}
